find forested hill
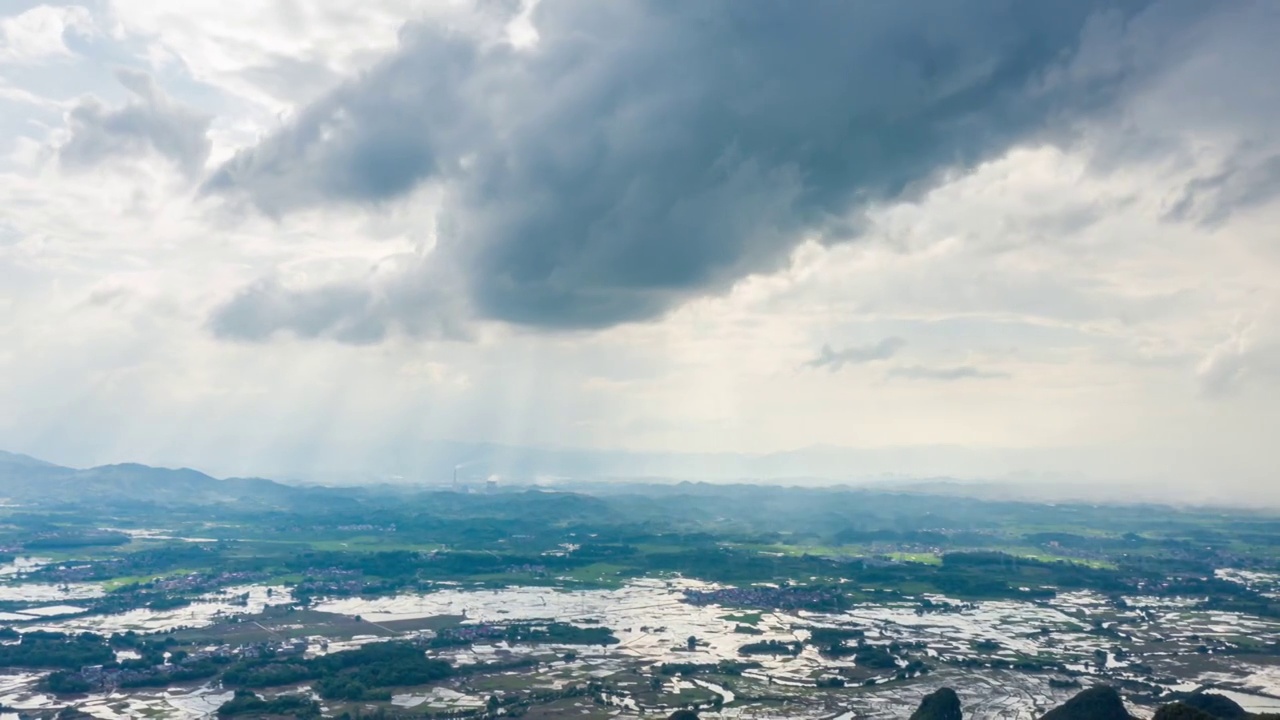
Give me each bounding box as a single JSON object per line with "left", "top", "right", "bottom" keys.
{"left": 906, "top": 686, "right": 1277, "bottom": 720}
{"left": 0, "top": 450, "right": 301, "bottom": 507}
{"left": 669, "top": 687, "right": 1278, "bottom": 720}
{"left": 0, "top": 450, "right": 617, "bottom": 519}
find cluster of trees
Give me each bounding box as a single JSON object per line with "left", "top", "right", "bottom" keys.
{"left": 737, "top": 640, "right": 802, "bottom": 656}
{"left": 216, "top": 689, "right": 320, "bottom": 718}
{"left": 807, "top": 626, "right": 865, "bottom": 643}
{"left": 849, "top": 645, "right": 900, "bottom": 669}
{"left": 224, "top": 641, "right": 453, "bottom": 701}
{"left": 43, "top": 671, "right": 91, "bottom": 693}
{"left": 0, "top": 630, "right": 114, "bottom": 670}
{"left": 807, "top": 626, "right": 866, "bottom": 655}
{"left": 657, "top": 660, "right": 761, "bottom": 676}
{"left": 505, "top": 622, "right": 618, "bottom": 645}
{"left": 23, "top": 530, "right": 131, "bottom": 550}
{"left": 430, "top": 622, "right": 617, "bottom": 649}
{"left": 30, "top": 630, "right": 240, "bottom": 694}
{"left": 119, "top": 660, "right": 223, "bottom": 688}
{"left": 221, "top": 660, "right": 313, "bottom": 688}
{"left": 29, "top": 543, "right": 226, "bottom": 584}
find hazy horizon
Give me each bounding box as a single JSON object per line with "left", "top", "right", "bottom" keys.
{"left": 6, "top": 442, "right": 1277, "bottom": 511}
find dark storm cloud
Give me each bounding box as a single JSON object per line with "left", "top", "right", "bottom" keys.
{"left": 805, "top": 338, "right": 906, "bottom": 372}
{"left": 206, "top": 0, "right": 1169, "bottom": 340}
{"left": 887, "top": 365, "right": 1010, "bottom": 381}
{"left": 1164, "top": 153, "right": 1280, "bottom": 228}
{"left": 209, "top": 271, "right": 470, "bottom": 344}
{"left": 60, "top": 69, "right": 211, "bottom": 175}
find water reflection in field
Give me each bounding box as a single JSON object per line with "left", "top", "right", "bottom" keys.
{"left": 0, "top": 577, "right": 1276, "bottom": 718}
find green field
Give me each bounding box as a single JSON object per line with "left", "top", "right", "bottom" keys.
{"left": 885, "top": 552, "right": 942, "bottom": 565}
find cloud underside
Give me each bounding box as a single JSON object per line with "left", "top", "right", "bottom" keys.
{"left": 203, "top": 0, "right": 1170, "bottom": 341}
{"left": 806, "top": 338, "right": 907, "bottom": 371}
{"left": 59, "top": 69, "right": 211, "bottom": 175}
{"left": 209, "top": 275, "right": 470, "bottom": 345}
{"left": 888, "top": 365, "right": 1010, "bottom": 381}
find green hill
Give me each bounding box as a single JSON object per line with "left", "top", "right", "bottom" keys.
{"left": 911, "top": 688, "right": 963, "bottom": 720}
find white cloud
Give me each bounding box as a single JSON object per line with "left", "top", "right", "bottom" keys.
{"left": 101, "top": 0, "right": 525, "bottom": 110}
{"left": 1196, "top": 308, "right": 1280, "bottom": 395}
{"left": 0, "top": 5, "right": 95, "bottom": 65}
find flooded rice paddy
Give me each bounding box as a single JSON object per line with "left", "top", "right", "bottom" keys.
{"left": 0, "top": 575, "right": 1278, "bottom": 718}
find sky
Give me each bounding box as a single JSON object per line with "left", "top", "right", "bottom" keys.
{"left": 0, "top": 0, "right": 1278, "bottom": 490}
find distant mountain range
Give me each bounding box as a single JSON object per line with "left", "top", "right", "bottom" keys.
{"left": 9, "top": 442, "right": 1068, "bottom": 497}
{"left": 0, "top": 443, "right": 1264, "bottom": 509}
{"left": 284, "top": 440, "right": 1092, "bottom": 484}
{"left": 0, "top": 450, "right": 305, "bottom": 507}
{"left": 272, "top": 440, "right": 1254, "bottom": 507}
